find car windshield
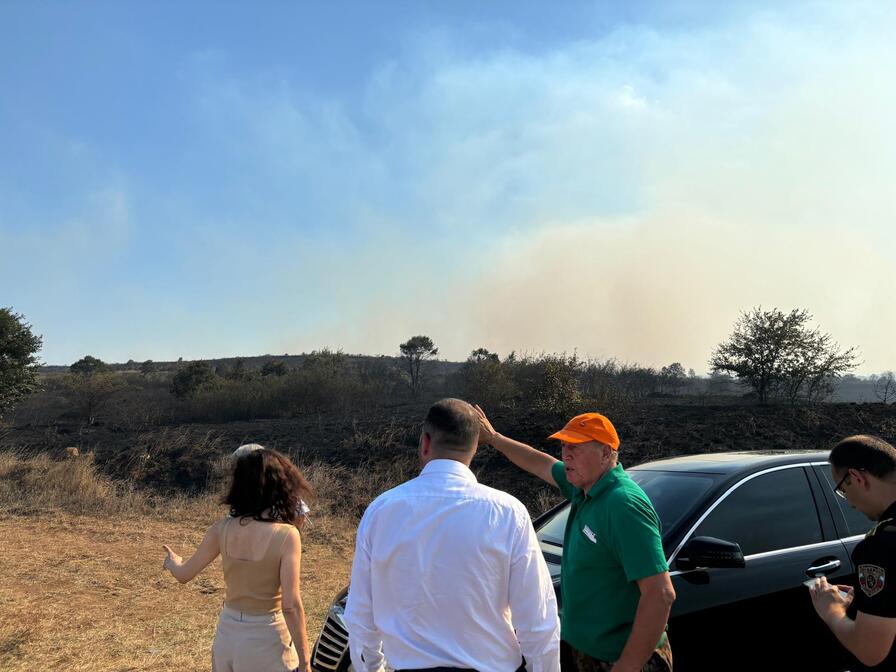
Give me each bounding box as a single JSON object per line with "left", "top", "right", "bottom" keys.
{"left": 536, "top": 470, "right": 719, "bottom": 545}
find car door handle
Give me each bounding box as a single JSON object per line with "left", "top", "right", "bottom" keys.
{"left": 806, "top": 559, "right": 841, "bottom": 576}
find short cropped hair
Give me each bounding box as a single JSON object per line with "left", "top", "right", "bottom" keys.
{"left": 423, "top": 398, "right": 479, "bottom": 453}
{"left": 830, "top": 435, "right": 896, "bottom": 479}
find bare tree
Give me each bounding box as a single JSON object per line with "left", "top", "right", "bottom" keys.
{"left": 63, "top": 372, "right": 125, "bottom": 425}
{"left": 399, "top": 336, "right": 439, "bottom": 397}
{"left": 875, "top": 371, "right": 896, "bottom": 404}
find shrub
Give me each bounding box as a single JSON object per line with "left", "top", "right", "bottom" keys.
{"left": 170, "top": 361, "right": 216, "bottom": 398}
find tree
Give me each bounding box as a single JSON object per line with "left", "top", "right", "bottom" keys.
{"left": 63, "top": 372, "right": 124, "bottom": 424}
{"left": 875, "top": 372, "right": 896, "bottom": 404}
{"left": 302, "top": 348, "right": 347, "bottom": 375}
{"left": 710, "top": 308, "right": 858, "bottom": 404}
{"left": 70, "top": 355, "right": 108, "bottom": 377}
{"left": 660, "top": 362, "right": 687, "bottom": 395}
{"left": 458, "top": 349, "right": 515, "bottom": 408}
{"left": 222, "top": 358, "right": 251, "bottom": 382}
{"left": 170, "top": 361, "right": 216, "bottom": 398}
{"left": 140, "top": 360, "right": 156, "bottom": 376}
{"left": 399, "top": 336, "right": 439, "bottom": 397}
{"left": 261, "top": 360, "right": 288, "bottom": 377}
{"left": 298, "top": 349, "right": 354, "bottom": 412}
{"left": 526, "top": 353, "right": 582, "bottom": 416}
{"left": 0, "top": 308, "right": 43, "bottom": 418}
{"left": 468, "top": 348, "right": 500, "bottom": 364}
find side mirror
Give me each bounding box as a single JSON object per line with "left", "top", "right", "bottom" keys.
{"left": 676, "top": 536, "right": 746, "bottom": 571}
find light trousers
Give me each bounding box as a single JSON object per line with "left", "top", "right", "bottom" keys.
{"left": 212, "top": 605, "right": 299, "bottom": 672}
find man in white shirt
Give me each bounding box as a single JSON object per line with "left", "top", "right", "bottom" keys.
{"left": 344, "top": 398, "right": 561, "bottom": 672}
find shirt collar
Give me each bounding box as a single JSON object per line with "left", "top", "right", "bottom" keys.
{"left": 585, "top": 463, "right": 624, "bottom": 500}
{"left": 420, "top": 458, "right": 477, "bottom": 482}
{"left": 882, "top": 499, "right": 896, "bottom": 521}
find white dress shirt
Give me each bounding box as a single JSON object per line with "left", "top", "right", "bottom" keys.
{"left": 344, "top": 459, "right": 560, "bottom": 672}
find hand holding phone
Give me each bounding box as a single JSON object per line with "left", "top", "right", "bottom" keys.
{"left": 803, "top": 577, "right": 851, "bottom": 601}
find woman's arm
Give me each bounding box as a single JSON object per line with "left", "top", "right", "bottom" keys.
{"left": 281, "top": 527, "right": 311, "bottom": 672}
{"left": 162, "top": 521, "right": 221, "bottom": 584}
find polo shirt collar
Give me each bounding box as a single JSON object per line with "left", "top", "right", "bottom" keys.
{"left": 585, "top": 463, "right": 624, "bottom": 500}
{"left": 421, "top": 458, "right": 477, "bottom": 482}
{"left": 882, "top": 499, "right": 896, "bottom": 521}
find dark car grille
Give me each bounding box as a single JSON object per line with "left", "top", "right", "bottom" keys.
{"left": 312, "top": 608, "right": 350, "bottom": 671}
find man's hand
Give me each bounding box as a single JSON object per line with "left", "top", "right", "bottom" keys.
{"left": 834, "top": 584, "right": 855, "bottom": 608}
{"left": 474, "top": 404, "right": 498, "bottom": 445}
{"left": 810, "top": 576, "right": 850, "bottom": 625}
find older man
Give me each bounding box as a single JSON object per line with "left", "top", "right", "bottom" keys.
{"left": 476, "top": 407, "right": 675, "bottom": 672}
{"left": 345, "top": 398, "right": 560, "bottom": 672}
{"left": 810, "top": 435, "right": 896, "bottom": 670}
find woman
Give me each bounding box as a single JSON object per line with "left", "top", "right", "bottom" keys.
{"left": 162, "top": 447, "right": 312, "bottom": 672}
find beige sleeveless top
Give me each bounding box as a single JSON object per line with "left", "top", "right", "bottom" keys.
{"left": 220, "top": 517, "right": 292, "bottom": 614}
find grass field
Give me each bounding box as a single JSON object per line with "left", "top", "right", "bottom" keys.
{"left": 0, "top": 512, "right": 354, "bottom": 671}
{"left": 0, "top": 453, "right": 357, "bottom": 671}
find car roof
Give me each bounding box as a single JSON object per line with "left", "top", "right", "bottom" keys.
{"left": 630, "top": 450, "right": 830, "bottom": 475}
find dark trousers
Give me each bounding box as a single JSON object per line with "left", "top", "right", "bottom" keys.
{"left": 398, "top": 664, "right": 527, "bottom": 672}
{"left": 560, "top": 639, "right": 673, "bottom": 672}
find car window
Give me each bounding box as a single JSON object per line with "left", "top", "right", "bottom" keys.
{"left": 630, "top": 470, "right": 718, "bottom": 533}
{"left": 536, "top": 505, "right": 569, "bottom": 545}
{"left": 536, "top": 471, "right": 719, "bottom": 545}
{"left": 814, "top": 465, "right": 873, "bottom": 537}
{"left": 693, "top": 467, "right": 822, "bottom": 556}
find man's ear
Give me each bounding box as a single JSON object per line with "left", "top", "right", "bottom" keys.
{"left": 420, "top": 431, "right": 432, "bottom": 455}
{"left": 852, "top": 468, "right": 871, "bottom": 490}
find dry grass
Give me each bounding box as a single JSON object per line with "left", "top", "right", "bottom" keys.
{"left": 0, "top": 452, "right": 360, "bottom": 671}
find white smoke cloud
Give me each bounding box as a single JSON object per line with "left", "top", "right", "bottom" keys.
{"left": 287, "top": 3, "right": 896, "bottom": 373}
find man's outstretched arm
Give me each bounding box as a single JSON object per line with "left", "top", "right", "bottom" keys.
{"left": 476, "top": 405, "right": 559, "bottom": 487}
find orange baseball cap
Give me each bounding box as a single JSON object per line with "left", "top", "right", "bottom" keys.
{"left": 548, "top": 412, "right": 620, "bottom": 450}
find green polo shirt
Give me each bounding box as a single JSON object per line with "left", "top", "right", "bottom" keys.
{"left": 551, "top": 461, "right": 668, "bottom": 662}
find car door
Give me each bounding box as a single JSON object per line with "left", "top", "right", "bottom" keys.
{"left": 812, "top": 463, "right": 874, "bottom": 558}
{"left": 668, "top": 465, "right": 852, "bottom": 672}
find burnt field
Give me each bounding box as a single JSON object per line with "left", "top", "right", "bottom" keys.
{"left": 4, "top": 398, "right": 895, "bottom": 513}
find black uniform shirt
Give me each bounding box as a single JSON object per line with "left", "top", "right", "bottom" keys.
{"left": 848, "top": 500, "right": 896, "bottom": 671}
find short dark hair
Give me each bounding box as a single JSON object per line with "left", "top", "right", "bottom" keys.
{"left": 830, "top": 435, "right": 896, "bottom": 479}
{"left": 423, "top": 398, "right": 479, "bottom": 453}
{"left": 223, "top": 448, "right": 312, "bottom": 524}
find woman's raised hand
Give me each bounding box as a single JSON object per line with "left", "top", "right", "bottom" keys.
{"left": 162, "top": 544, "right": 182, "bottom": 572}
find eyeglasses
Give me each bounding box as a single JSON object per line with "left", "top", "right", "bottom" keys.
{"left": 833, "top": 469, "right": 863, "bottom": 499}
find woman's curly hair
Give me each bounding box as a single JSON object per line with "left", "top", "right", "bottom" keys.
{"left": 223, "top": 448, "right": 312, "bottom": 524}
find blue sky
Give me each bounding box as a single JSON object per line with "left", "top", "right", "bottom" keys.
{"left": 2, "top": 1, "right": 894, "bottom": 373}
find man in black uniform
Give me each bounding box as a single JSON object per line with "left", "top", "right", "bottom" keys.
{"left": 811, "top": 435, "right": 896, "bottom": 670}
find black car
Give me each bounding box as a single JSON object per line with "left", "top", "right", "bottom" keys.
{"left": 311, "top": 450, "right": 872, "bottom": 672}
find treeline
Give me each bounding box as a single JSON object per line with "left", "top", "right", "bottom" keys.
{"left": 12, "top": 348, "right": 721, "bottom": 429}
{"left": 4, "top": 306, "right": 895, "bottom": 431}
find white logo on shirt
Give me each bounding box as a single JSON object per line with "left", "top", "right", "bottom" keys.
{"left": 582, "top": 525, "right": 597, "bottom": 543}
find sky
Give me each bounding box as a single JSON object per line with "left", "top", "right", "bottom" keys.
{"left": 1, "top": 1, "right": 894, "bottom": 373}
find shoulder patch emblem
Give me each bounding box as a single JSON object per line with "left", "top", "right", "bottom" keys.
{"left": 858, "top": 564, "right": 886, "bottom": 597}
